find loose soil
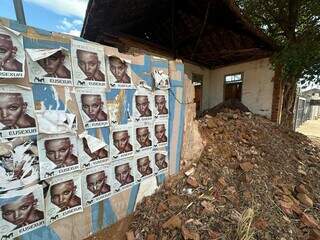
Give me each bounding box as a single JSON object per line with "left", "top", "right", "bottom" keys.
{"left": 89, "top": 109, "right": 320, "bottom": 240}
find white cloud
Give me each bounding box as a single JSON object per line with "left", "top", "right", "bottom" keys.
{"left": 56, "top": 17, "right": 83, "bottom": 35}
{"left": 72, "top": 19, "right": 83, "bottom": 26}
{"left": 25, "top": 0, "right": 89, "bottom": 19}
{"left": 61, "top": 18, "right": 73, "bottom": 29}
{"left": 64, "top": 29, "right": 81, "bottom": 37}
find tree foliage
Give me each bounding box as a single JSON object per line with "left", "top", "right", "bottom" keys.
{"left": 236, "top": 0, "right": 320, "bottom": 84}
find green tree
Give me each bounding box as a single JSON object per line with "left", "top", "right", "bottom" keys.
{"left": 236, "top": 0, "right": 320, "bottom": 128}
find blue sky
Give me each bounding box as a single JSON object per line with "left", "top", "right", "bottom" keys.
{"left": 0, "top": 0, "right": 89, "bottom": 36}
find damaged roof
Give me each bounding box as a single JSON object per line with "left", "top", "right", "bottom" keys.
{"left": 81, "top": 0, "right": 275, "bottom": 68}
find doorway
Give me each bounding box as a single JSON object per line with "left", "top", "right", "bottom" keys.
{"left": 192, "top": 73, "right": 203, "bottom": 117}
{"left": 224, "top": 73, "right": 243, "bottom": 101}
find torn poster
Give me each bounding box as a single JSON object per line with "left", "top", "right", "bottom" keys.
{"left": 82, "top": 165, "right": 112, "bottom": 207}
{"left": 0, "top": 25, "right": 25, "bottom": 78}
{"left": 78, "top": 134, "right": 109, "bottom": 169}
{"left": 106, "top": 55, "right": 135, "bottom": 89}
{"left": 26, "top": 48, "right": 73, "bottom": 86}
{"left": 75, "top": 88, "right": 109, "bottom": 129}
{"left": 71, "top": 39, "right": 106, "bottom": 88}
{"left": 154, "top": 90, "right": 169, "bottom": 120}
{"left": 0, "top": 184, "right": 45, "bottom": 239}
{"left": 0, "top": 85, "right": 37, "bottom": 138}
{"left": 153, "top": 120, "right": 168, "bottom": 149}
{"left": 36, "top": 110, "right": 76, "bottom": 134}
{"left": 133, "top": 123, "right": 153, "bottom": 153}
{"left": 0, "top": 136, "right": 39, "bottom": 192}
{"left": 38, "top": 134, "right": 80, "bottom": 180}
{"left": 45, "top": 172, "right": 82, "bottom": 225}
{"left": 152, "top": 69, "right": 170, "bottom": 90}
{"left": 110, "top": 124, "right": 134, "bottom": 161}
{"left": 112, "top": 158, "right": 136, "bottom": 193}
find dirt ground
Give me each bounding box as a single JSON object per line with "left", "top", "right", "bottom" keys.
{"left": 297, "top": 119, "right": 320, "bottom": 147}
{"left": 89, "top": 112, "right": 320, "bottom": 240}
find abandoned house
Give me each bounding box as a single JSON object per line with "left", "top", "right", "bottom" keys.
{"left": 81, "top": 0, "right": 280, "bottom": 120}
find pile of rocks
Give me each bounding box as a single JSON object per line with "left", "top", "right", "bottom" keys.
{"left": 128, "top": 109, "right": 320, "bottom": 240}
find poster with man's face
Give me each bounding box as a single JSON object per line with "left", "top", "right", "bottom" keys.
{"left": 0, "top": 84, "right": 37, "bottom": 138}
{"left": 0, "top": 136, "right": 39, "bottom": 192}
{"left": 75, "top": 89, "right": 109, "bottom": 129}
{"left": 0, "top": 26, "right": 25, "bottom": 78}
{"left": 82, "top": 165, "right": 112, "bottom": 207}
{"left": 110, "top": 124, "right": 134, "bottom": 160}
{"left": 106, "top": 55, "right": 134, "bottom": 89}
{"left": 79, "top": 136, "right": 109, "bottom": 169}
{"left": 153, "top": 120, "right": 168, "bottom": 148}
{"left": 133, "top": 88, "right": 153, "bottom": 122}
{"left": 154, "top": 151, "right": 168, "bottom": 174}
{"left": 45, "top": 173, "right": 83, "bottom": 225}
{"left": 0, "top": 184, "right": 45, "bottom": 239}
{"left": 26, "top": 48, "right": 73, "bottom": 86}
{"left": 135, "top": 152, "right": 154, "bottom": 181}
{"left": 71, "top": 39, "right": 106, "bottom": 88}
{"left": 112, "top": 158, "right": 136, "bottom": 192}
{"left": 154, "top": 90, "right": 169, "bottom": 119}
{"left": 38, "top": 134, "right": 80, "bottom": 180}
{"left": 133, "top": 123, "right": 153, "bottom": 153}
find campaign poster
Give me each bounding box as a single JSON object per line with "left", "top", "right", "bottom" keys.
{"left": 132, "top": 87, "right": 153, "bottom": 122}
{"left": 106, "top": 55, "right": 135, "bottom": 89}
{"left": 45, "top": 173, "right": 83, "bottom": 225}
{"left": 78, "top": 135, "right": 109, "bottom": 169}
{"left": 36, "top": 110, "right": 76, "bottom": 135}
{"left": 154, "top": 90, "right": 169, "bottom": 120}
{"left": 26, "top": 48, "right": 73, "bottom": 86}
{"left": 0, "top": 85, "right": 37, "bottom": 138}
{"left": 75, "top": 88, "right": 109, "bottom": 129}
{"left": 112, "top": 158, "right": 136, "bottom": 193}
{"left": 82, "top": 165, "right": 112, "bottom": 207}
{"left": 0, "top": 184, "right": 45, "bottom": 239}
{"left": 110, "top": 124, "right": 134, "bottom": 160}
{"left": 153, "top": 120, "right": 168, "bottom": 149}
{"left": 38, "top": 134, "right": 80, "bottom": 180}
{"left": 133, "top": 123, "right": 153, "bottom": 153}
{"left": 0, "top": 25, "right": 25, "bottom": 78}
{"left": 135, "top": 152, "right": 154, "bottom": 182}
{"left": 0, "top": 136, "right": 39, "bottom": 192}
{"left": 71, "top": 39, "right": 106, "bottom": 87}
{"left": 154, "top": 150, "right": 168, "bottom": 174}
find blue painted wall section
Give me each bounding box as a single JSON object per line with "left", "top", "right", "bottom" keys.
{"left": 0, "top": 18, "right": 187, "bottom": 239}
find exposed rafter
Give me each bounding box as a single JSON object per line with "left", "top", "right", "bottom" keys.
{"left": 81, "top": 0, "right": 275, "bottom": 67}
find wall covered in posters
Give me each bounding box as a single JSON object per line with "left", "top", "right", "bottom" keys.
{"left": 0, "top": 17, "right": 185, "bottom": 240}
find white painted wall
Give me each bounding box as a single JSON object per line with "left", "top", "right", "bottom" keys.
{"left": 184, "top": 62, "right": 211, "bottom": 111}
{"left": 184, "top": 58, "right": 275, "bottom": 118}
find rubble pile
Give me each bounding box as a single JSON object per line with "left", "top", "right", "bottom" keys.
{"left": 129, "top": 109, "right": 320, "bottom": 240}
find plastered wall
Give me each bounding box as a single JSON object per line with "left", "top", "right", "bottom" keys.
{"left": 184, "top": 58, "right": 275, "bottom": 118}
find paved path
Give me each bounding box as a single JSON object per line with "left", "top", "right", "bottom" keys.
{"left": 296, "top": 119, "right": 320, "bottom": 147}
{"left": 296, "top": 119, "right": 320, "bottom": 138}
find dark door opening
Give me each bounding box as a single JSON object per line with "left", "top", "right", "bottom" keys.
{"left": 224, "top": 73, "right": 243, "bottom": 102}
{"left": 192, "top": 73, "right": 203, "bottom": 117}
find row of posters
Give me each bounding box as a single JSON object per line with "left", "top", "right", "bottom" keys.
{"left": 0, "top": 118, "right": 169, "bottom": 190}
{"left": 0, "top": 151, "right": 168, "bottom": 239}
{"left": 0, "top": 84, "right": 169, "bottom": 136}
{"left": 0, "top": 25, "right": 171, "bottom": 90}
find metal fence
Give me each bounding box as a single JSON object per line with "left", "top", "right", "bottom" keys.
{"left": 294, "top": 97, "right": 312, "bottom": 129}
